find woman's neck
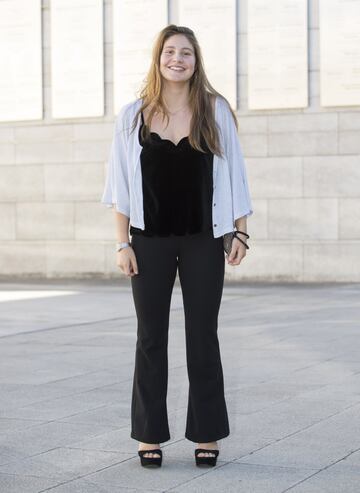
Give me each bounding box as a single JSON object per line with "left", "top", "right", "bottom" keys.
{"left": 161, "top": 82, "right": 190, "bottom": 111}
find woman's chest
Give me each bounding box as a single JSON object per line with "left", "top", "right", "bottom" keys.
{"left": 143, "top": 109, "right": 191, "bottom": 146}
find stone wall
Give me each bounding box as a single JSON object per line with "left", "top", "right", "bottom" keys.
{"left": 0, "top": 0, "right": 359, "bottom": 281}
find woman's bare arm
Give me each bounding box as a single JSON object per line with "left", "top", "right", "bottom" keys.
{"left": 235, "top": 216, "right": 247, "bottom": 236}
{"left": 113, "top": 211, "right": 138, "bottom": 276}
{"left": 114, "top": 210, "right": 130, "bottom": 242}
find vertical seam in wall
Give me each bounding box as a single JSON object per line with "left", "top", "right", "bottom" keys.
{"left": 336, "top": 111, "right": 339, "bottom": 244}
{"left": 42, "top": 163, "right": 45, "bottom": 217}
{"left": 44, "top": 0, "right": 51, "bottom": 123}
{"left": 301, "top": 156, "right": 304, "bottom": 281}
{"left": 14, "top": 201, "right": 18, "bottom": 241}
{"left": 337, "top": 197, "right": 339, "bottom": 242}
{"left": 71, "top": 122, "right": 75, "bottom": 243}
{"left": 104, "top": 238, "right": 107, "bottom": 277}
{"left": 307, "top": 0, "right": 310, "bottom": 112}
{"left": 236, "top": 0, "right": 239, "bottom": 109}
{"left": 102, "top": 0, "right": 106, "bottom": 117}
{"left": 301, "top": 156, "right": 304, "bottom": 200}
{"left": 73, "top": 184, "right": 76, "bottom": 242}
{"left": 302, "top": 235, "right": 304, "bottom": 282}
{"left": 41, "top": 0, "right": 45, "bottom": 120}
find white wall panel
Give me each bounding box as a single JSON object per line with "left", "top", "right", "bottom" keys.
{"left": 248, "top": 0, "right": 308, "bottom": 110}
{"left": 0, "top": 0, "right": 42, "bottom": 122}
{"left": 113, "top": 0, "right": 167, "bottom": 113}
{"left": 178, "top": 0, "right": 237, "bottom": 108}
{"left": 320, "top": 0, "right": 360, "bottom": 107}
{"left": 51, "top": 0, "right": 104, "bottom": 118}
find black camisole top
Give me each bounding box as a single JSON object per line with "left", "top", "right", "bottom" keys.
{"left": 129, "top": 111, "right": 214, "bottom": 237}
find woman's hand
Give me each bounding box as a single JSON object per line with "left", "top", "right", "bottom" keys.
{"left": 226, "top": 238, "right": 247, "bottom": 266}
{"left": 116, "top": 247, "right": 139, "bottom": 276}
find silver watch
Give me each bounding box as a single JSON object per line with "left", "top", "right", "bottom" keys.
{"left": 116, "top": 241, "right": 131, "bottom": 252}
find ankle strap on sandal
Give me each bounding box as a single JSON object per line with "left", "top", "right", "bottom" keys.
{"left": 195, "top": 448, "right": 219, "bottom": 456}
{"left": 138, "top": 448, "right": 162, "bottom": 455}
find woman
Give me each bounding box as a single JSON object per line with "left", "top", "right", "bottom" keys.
{"left": 102, "top": 24, "right": 253, "bottom": 468}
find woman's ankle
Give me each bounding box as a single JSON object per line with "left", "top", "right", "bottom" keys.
{"left": 138, "top": 442, "right": 160, "bottom": 448}
{"left": 197, "top": 441, "right": 218, "bottom": 447}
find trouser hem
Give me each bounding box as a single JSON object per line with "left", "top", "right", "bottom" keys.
{"left": 130, "top": 431, "right": 171, "bottom": 443}
{"left": 184, "top": 429, "right": 230, "bottom": 443}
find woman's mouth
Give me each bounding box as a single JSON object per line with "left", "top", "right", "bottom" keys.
{"left": 168, "top": 66, "right": 185, "bottom": 71}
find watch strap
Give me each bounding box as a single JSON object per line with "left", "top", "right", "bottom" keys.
{"left": 116, "top": 241, "right": 131, "bottom": 252}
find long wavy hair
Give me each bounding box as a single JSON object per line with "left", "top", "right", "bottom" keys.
{"left": 130, "top": 24, "right": 238, "bottom": 158}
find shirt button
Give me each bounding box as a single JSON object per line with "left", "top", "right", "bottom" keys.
{"left": 214, "top": 224, "right": 217, "bottom": 227}
{"left": 213, "top": 203, "right": 216, "bottom": 206}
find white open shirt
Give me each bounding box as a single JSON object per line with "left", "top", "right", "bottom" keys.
{"left": 101, "top": 95, "right": 253, "bottom": 238}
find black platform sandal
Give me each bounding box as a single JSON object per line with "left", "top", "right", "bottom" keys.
{"left": 138, "top": 448, "right": 162, "bottom": 467}
{"left": 194, "top": 448, "right": 219, "bottom": 467}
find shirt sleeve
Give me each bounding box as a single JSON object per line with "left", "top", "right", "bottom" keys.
{"left": 220, "top": 98, "right": 253, "bottom": 221}
{"left": 101, "top": 104, "right": 130, "bottom": 217}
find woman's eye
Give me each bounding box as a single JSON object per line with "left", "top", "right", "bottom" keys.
{"left": 165, "top": 51, "right": 191, "bottom": 56}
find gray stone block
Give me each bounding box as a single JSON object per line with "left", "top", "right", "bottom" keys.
{"left": 171, "top": 462, "right": 318, "bottom": 493}
{"left": 0, "top": 473, "right": 58, "bottom": 493}
{"left": 0, "top": 447, "right": 132, "bottom": 483}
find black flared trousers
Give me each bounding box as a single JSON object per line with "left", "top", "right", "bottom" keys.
{"left": 130, "top": 228, "right": 230, "bottom": 443}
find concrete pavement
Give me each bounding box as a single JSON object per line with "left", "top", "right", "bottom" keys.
{"left": 0, "top": 279, "right": 359, "bottom": 492}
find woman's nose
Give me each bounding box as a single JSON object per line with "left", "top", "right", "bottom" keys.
{"left": 172, "top": 52, "right": 184, "bottom": 61}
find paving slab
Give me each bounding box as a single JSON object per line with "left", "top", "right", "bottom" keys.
{"left": 0, "top": 472, "right": 58, "bottom": 493}
{"left": 0, "top": 279, "right": 359, "bottom": 492}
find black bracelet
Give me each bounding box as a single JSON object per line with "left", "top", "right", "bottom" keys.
{"left": 234, "top": 234, "right": 250, "bottom": 249}
{"left": 235, "top": 229, "right": 250, "bottom": 239}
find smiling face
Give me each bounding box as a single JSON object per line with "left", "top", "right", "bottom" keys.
{"left": 159, "top": 34, "right": 196, "bottom": 83}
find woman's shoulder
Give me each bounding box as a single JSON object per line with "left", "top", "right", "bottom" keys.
{"left": 215, "top": 96, "right": 237, "bottom": 131}
{"left": 117, "top": 98, "right": 141, "bottom": 118}
{"left": 215, "top": 94, "right": 231, "bottom": 113}
{"left": 114, "top": 98, "right": 142, "bottom": 130}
